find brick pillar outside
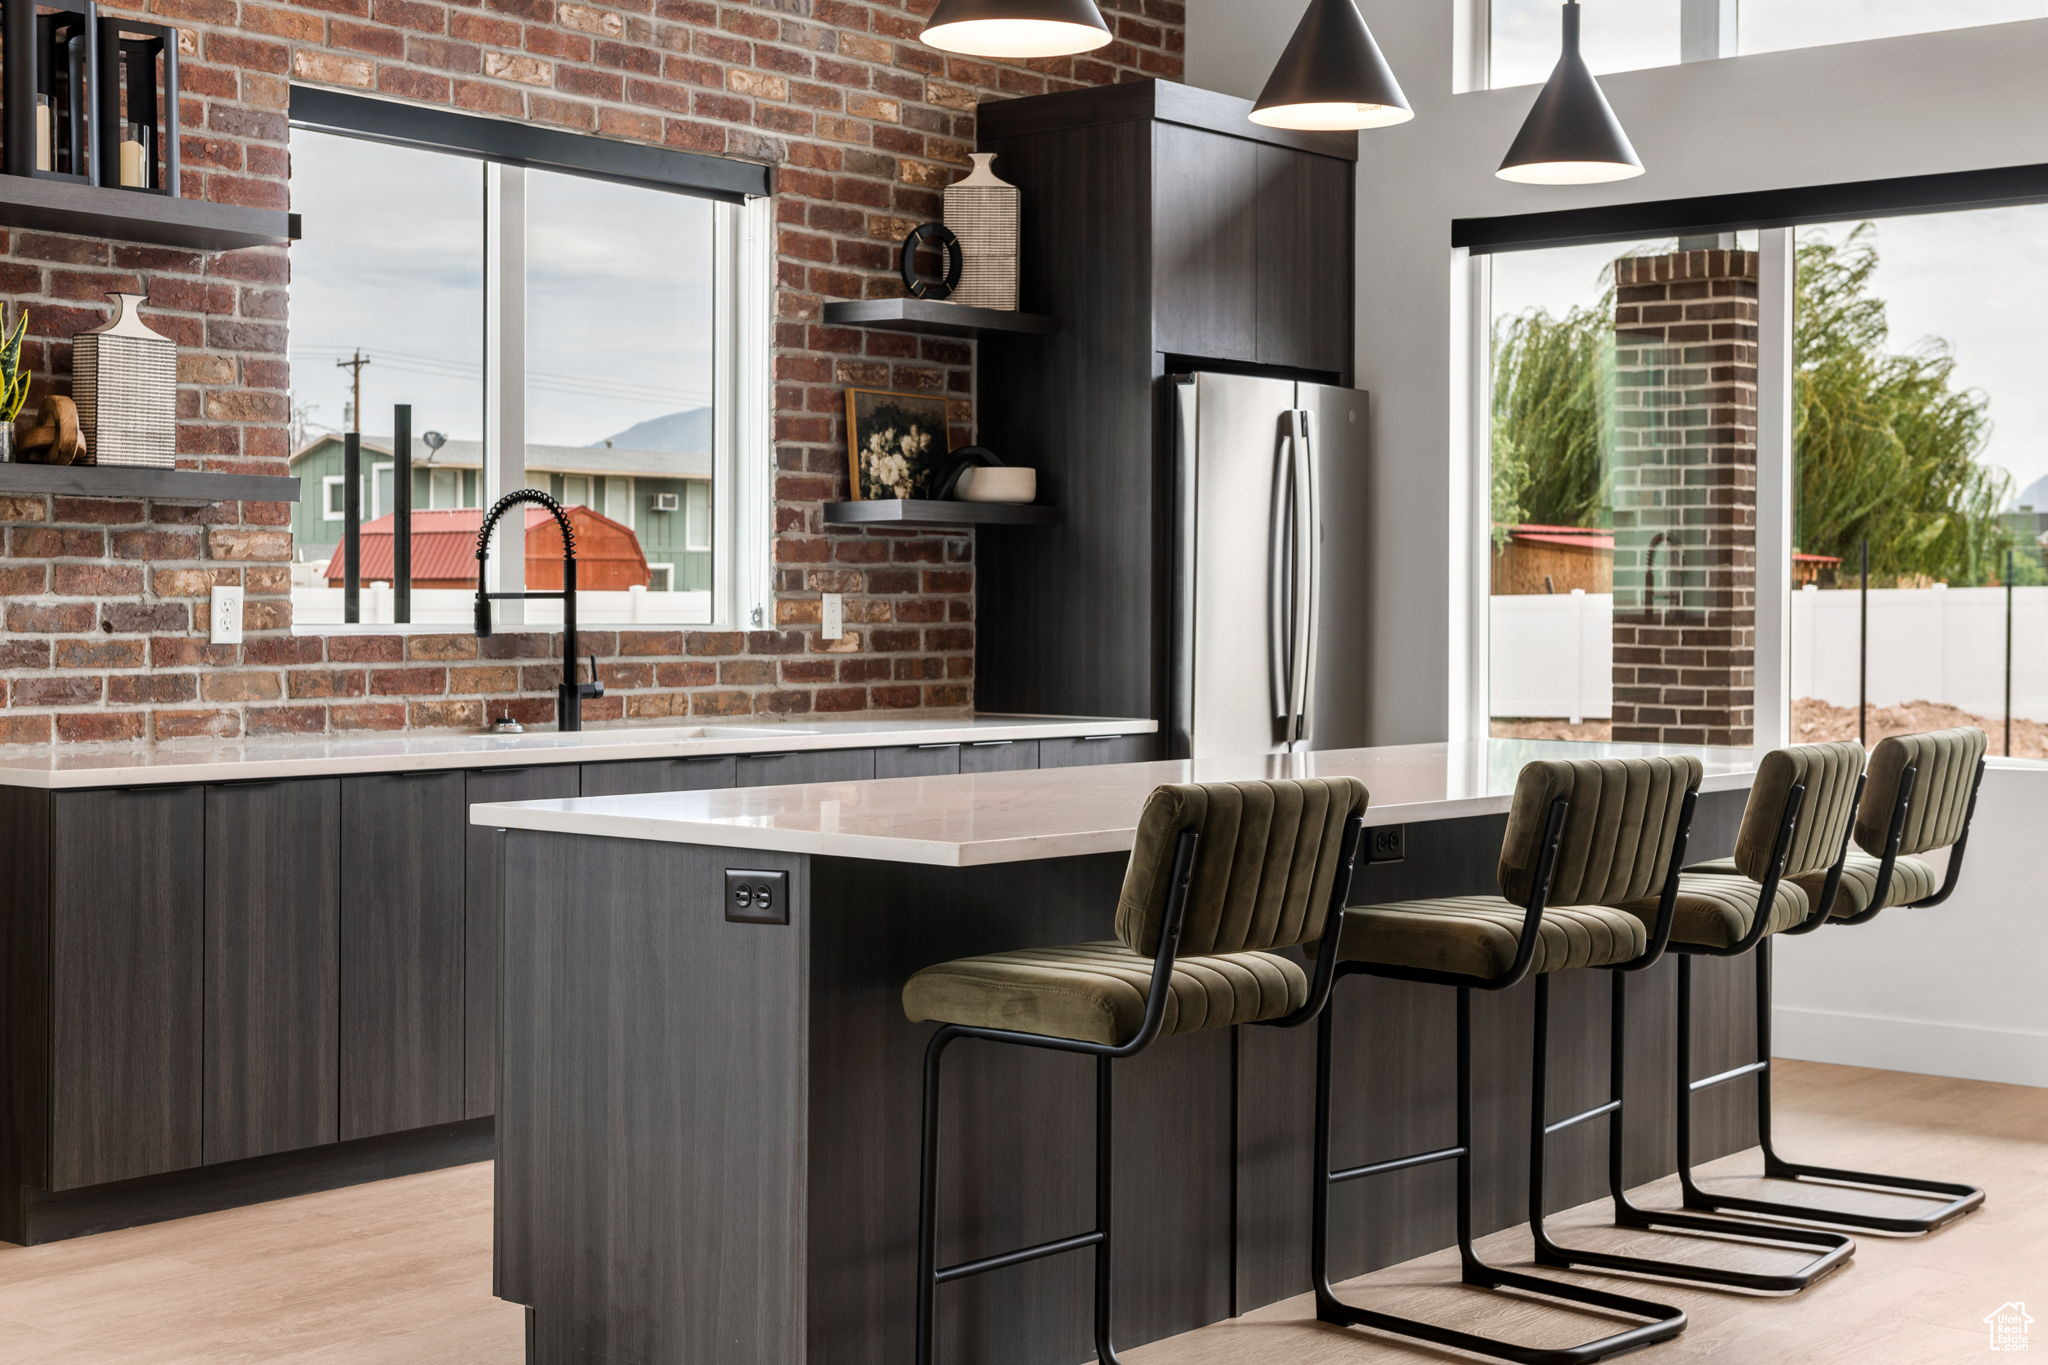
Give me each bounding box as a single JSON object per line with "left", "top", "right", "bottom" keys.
{"left": 1610, "top": 249, "right": 1759, "bottom": 747}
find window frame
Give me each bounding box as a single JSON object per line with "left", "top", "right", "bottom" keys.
{"left": 288, "top": 88, "right": 775, "bottom": 634}
{"left": 322, "top": 474, "right": 346, "bottom": 522}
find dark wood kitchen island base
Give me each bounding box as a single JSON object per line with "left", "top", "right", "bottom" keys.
{"left": 484, "top": 746, "right": 1761, "bottom": 1365}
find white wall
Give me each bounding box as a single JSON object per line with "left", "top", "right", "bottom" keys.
{"left": 1189, "top": 3, "right": 2048, "bottom": 1085}
{"left": 1189, "top": 3, "right": 2048, "bottom": 744}
{"left": 1773, "top": 763, "right": 2048, "bottom": 1088}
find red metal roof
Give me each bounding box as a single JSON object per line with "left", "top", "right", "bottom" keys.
{"left": 325, "top": 505, "right": 652, "bottom": 588}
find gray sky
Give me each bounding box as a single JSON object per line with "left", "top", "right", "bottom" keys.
{"left": 287, "top": 130, "right": 716, "bottom": 450}
{"left": 1490, "top": 0, "right": 2048, "bottom": 503}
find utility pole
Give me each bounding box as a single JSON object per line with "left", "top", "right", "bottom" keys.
{"left": 336, "top": 349, "right": 370, "bottom": 433}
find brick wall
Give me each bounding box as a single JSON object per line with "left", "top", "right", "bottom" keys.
{"left": 0, "top": 0, "right": 1183, "bottom": 745}
{"left": 1609, "top": 248, "right": 1758, "bottom": 748}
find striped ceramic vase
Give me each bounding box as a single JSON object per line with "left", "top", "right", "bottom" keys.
{"left": 943, "top": 153, "right": 1020, "bottom": 311}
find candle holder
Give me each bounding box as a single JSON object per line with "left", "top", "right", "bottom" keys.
{"left": 94, "top": 15, "right": 173, "bottom": 193}
{"left": 1, "top": 0, "right": 99, "bottom": 184}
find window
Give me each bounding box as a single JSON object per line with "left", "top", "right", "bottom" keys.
{"left": 1488, "top": 0, "right": 2048, "bottom": 89}
{"left": 1788, "top": 211, "right": 2048, "bottom": 758}
{"left": 322, "top": 475, "right": 346, "bottom": 522}
{"left": 1485, "top": 231, "right": 1763, "bottom": 747}
{"left": 286, "top": 92, "right": 771, "bottom": 630}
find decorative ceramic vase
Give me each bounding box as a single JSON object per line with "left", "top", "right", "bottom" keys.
{"left": 944, "top": 153, "right": 1020, "bottom": 311}
{"left": 73, "top": 291, "right": 175, "bottom": 467}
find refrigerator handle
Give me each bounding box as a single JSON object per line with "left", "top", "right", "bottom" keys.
{"left": 1295, "top": 408, "right": 1322, "bottom": 749}
{"left": 1287, "top": 409, "right": 1315, "bottom": 746}
{"left": 1269, "top": 414, "right": 1296, "bottom": 732}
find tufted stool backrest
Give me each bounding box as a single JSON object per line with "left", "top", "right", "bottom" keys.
{"left": 1115, "top": 777, "right": 1369, "bottom": 957}
{"left": 1496, "top": 756, "right": 1703, "bottom": 908}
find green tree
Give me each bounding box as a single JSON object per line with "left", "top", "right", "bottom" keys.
{"left": 1491, "top": 302, "right": 1611, "bottom": 534}
{"left": 1793, "top": 226, "right": 2010, "bottom": 585}
{"left": 1490, "top": 224, "right": 2016, "bottom": 585}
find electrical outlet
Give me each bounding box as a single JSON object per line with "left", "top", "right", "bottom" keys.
{"left": 210, "top": 586, "right": 244, "bottom": 645}
{"left": 821, "top": 592, "right": 844, "bottom": 641}
{"left": 725, "top": 869, "right": 789, "bottom": 925}
{"left": 1367, "top": 826, "right": 1405, "bottom": 864}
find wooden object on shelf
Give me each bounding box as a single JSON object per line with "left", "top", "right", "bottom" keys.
{"left": 821, "top": 298, "right": 1059, "bottom": 338}
{"left": 15, "top": 395, "right": 84, "bottom": 464}
{"left": 822, "top": 498, "right": 1058, "bottom": 529}
{"left": 0, "top": 461, "right": 298, "bottom": 502}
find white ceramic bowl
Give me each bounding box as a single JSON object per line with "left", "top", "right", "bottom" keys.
{"left": 955, "top": 466, "right": 1037, "bottom": 503}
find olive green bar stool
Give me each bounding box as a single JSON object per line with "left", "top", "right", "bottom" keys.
{"left": 902, "top": 776, "right": 1369, "bottom": 1365}
{"left": 1529, "top": 742, "right": 1871, "bottom": 1293}
{"left": 1312, "top": 756, "right": 1701, "bottom": 1365}
{"left": 1676, "top": 727, "right": 1989, "bottom": 1235}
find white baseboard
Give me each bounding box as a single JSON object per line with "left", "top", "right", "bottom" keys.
{"left": 1772, "top": 1006, "right": 2048, "bottom": 1089}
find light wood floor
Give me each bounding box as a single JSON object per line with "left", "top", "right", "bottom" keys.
{"left": 0, "top": 1061, "right": 2039, "bottom": 1364}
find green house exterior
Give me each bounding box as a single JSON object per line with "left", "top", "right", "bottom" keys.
{"left": 289, "top": 435, "right": 714, "bottom": 591}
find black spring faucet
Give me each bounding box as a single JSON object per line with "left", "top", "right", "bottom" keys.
{"left": 475, "top": 489, "right": 604, "bottom": 732}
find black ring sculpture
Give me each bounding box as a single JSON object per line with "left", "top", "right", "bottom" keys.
{"left": 899, "top": 221, "right": 964, "bottom": 300}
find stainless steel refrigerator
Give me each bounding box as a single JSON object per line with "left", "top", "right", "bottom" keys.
{"left": 1170, "top": 372, "right": 1372, "bottom": 759}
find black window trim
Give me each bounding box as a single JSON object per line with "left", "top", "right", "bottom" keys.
{"left": 1454, "top": 162, "right": 2048, "bottom": 255}
{"left": 289, "top": 85, "right": 773, "bottom": 204}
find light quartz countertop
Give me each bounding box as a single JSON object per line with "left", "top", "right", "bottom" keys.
{"left": 472, "top": 738, "right": 1766, "bottom": 867}
{"left": 0, "top": 714, "right": 1156, "bottom": 789}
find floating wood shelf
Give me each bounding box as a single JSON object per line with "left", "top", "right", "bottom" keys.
{"left": 0, "top": 463, "right": 299, "bottom": 503}
{"left": 821, "top": 299, "right": 1060, "bottom": 338}
{"left": 822, "top": 499, "right": 1059, "bottom": 529}
{"left": 0, "top": 175, "right": 296, "bottom": 252}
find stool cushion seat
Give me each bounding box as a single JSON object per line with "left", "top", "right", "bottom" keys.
{"left": 902, "top": 941, "right": 1306, "bottom": 1046}
{"left": 1334, "top": 897, "right": 1648, "bottom": 980}
{"left": 1692, "top": 851, "right": 1941, "bottom": 921}
{"left": 1618, "top": 870, "right": 1810, "bottom": 949}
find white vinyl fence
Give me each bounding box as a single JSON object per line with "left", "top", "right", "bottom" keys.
{"left": 294, "top": 585, "right": 713, "bottom": 628}
{"left": 1492, "top": 585, "right": 2048, "bottom": 722}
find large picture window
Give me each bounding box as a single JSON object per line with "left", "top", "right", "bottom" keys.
{"left": 286, "top": 98, "right": 770, "bottom": 630}
{"left": 1488, "top": 0, "right": 2048, "bottom": 90}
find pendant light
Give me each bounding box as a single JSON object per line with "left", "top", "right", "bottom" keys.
{"left": 1497, "top": 0, "right": 1643, "bottom": 185}
{"left": 1251, "top": 0, "right": 1411, "bottom": 131}
{"left": 918, "top": 0, "right": 1112, "bottom": 60}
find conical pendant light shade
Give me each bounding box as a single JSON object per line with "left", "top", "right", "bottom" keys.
{"left": 1498, "top": 1, "right": 1643, "bottom": 185}
{"left": 920, "top": 0, "right": 1112, "bottom": 59}
{"left": 1251, "top": 0, "right": 1412, "bottom": 131}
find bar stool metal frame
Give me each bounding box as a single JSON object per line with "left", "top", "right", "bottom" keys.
{"left": 913, "top": 799, "right": 1367, "bottom": 1365}
{"left": 1312, "top": 782, "right": 1697, "bottom": 1365}
{"left": 1677, "top": 748, "right": 1990, "bottom": 1236}
{"left": 1530, "top": 771, "right": 1856, "bottom": 1293}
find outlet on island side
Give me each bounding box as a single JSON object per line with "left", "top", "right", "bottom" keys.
{"left": 725, "top": 869, "right": 790, "bottom": 925}
{"left": 1366, "top": 826, "right": 1405, "bottom": 864}
{"left": 210, "top": 586, "right": 244, "bottom": 645}
{"left": 822, "top": 592, "right": 844, "bottom": 641}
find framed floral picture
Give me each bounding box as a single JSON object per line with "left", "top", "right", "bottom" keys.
{"left": 844, "top": 388, "right": 952, "bottom": 500}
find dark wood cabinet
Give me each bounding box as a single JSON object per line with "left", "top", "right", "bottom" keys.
{"left": 340, "top": 771, "right": 468, "bottom": 1142}
{"left": 875, "top": 744, "right": 963, "bottom": 779}
{"left": 1152, "top": 121, "right": 1260, "bottom": 362}
{"left": 464, "top": 766, "right": 580, "bottom": 1120}
{"left": 959, "top": 739, "right": 1040, "bottom": 773}
{"left": 203, "top": 780, "right": 341, "bottom": 1165}
{"left": 581, "top": 755, "right": 737, "bottom": 796}
{"left": 1255, "top": 143, "right": 1354, "bottom": 374}
{"left": 47, "top": 787, "right": 204, "bottom": 1191}
{"left": 738, "top": 748, "right": 876, "bottom": 788}
{"left": 3, "top": 732, "right": 1149, "bottom": 1241}
{"left": 977, "top": 81, "right": 1354, "bottom": 726}
{"left": 1038, "top": 734, "right": 1157, "bottom": 768}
